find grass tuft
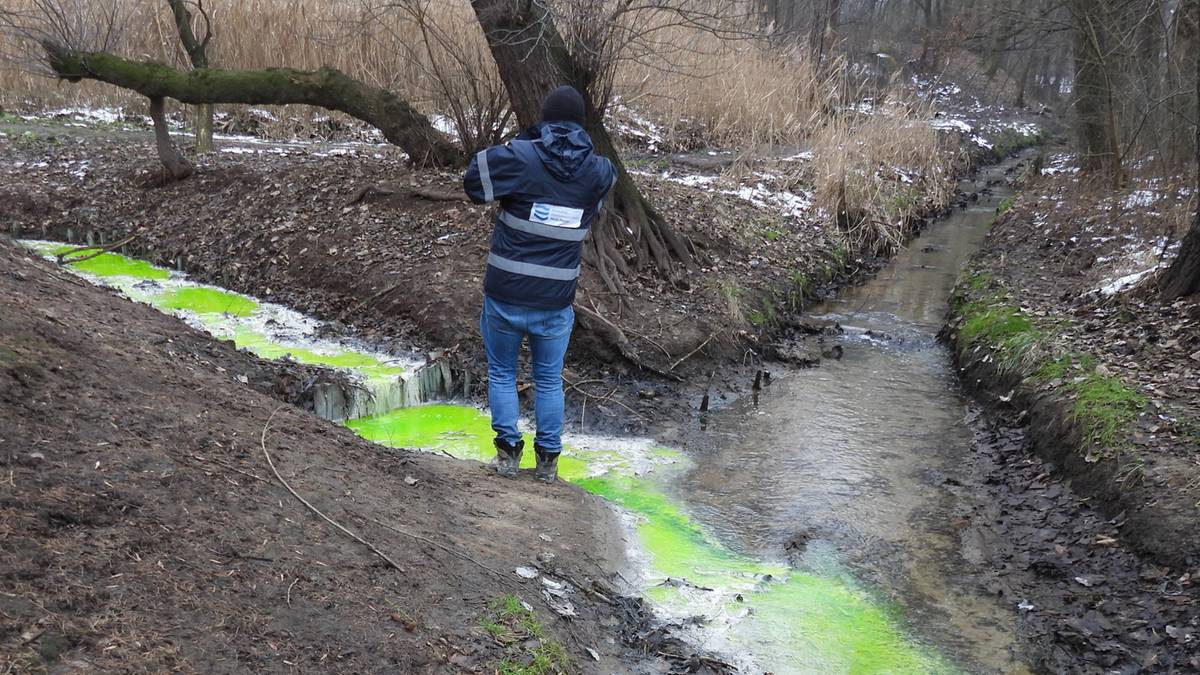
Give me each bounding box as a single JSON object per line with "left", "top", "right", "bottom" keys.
{"left": 481, "top": 594, "right": 568, "bottom": 675}
{"left": 1072, "top": 371, "right": 1147, "bottom": 451}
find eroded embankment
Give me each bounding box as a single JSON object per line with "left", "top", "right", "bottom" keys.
{"left": 0, "top": 237, "right": 636, "bottom": 673}
{"left": 942, "top": 172, "right": 1200, "bottom": 569}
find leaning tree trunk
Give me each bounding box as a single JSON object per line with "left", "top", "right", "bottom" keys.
{"left": 469, "top": 0, "right": 695, "bottom": 284}
{"left": 167, "top": 0, "right": 213, "bottom": 153}
{"left": 148, "top": 96, "right": 194, "bottom": 181}
{"left": 42, "top": 42, "right": 462, "bottom": 168}
{"left": 1160, "top": 11, "right": 1200, "bottom": 300}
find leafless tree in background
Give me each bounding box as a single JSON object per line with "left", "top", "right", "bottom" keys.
{"left": 166, "top": 0, "right": 214, "bottom": 153}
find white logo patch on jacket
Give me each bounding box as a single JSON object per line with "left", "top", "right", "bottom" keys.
{"left": 529, "top": 203, "right": 584, "bottom": 229}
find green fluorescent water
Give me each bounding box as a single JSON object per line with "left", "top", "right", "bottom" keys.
{"left": 156, "top": 287, "right": 259, "bottom": 316}
{"left": 22, "top": 241, "right": 407, "bottom": 379}
{"left": 33, "top": 243, "right": 169, "bottom": 280}
{"left": 344, "top": 404, "right": 953, "bottom": 674}
{"left": 231, "top": 329, "right": 407, "bottom": 378}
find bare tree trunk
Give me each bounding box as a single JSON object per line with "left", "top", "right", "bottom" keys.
{"left": 1159, "top": 8, "right": 1200, "bottom": 300}
{"left": 41, "top": 42, "right": 462, "bottom": 167}
{"left": 148, "top": 96, "right": 193, "bottom": 181}
{"left": 469, "top": 0, "right": 695, "bottom": 283}
{"left": 167, "top": 0, "right": 214, "bottom": 153}
{"left": 1070, "top": 0, "right": 1121, "bottom": 178}
{"left": 194, "top": 103, "right": 214, "bottom": 152}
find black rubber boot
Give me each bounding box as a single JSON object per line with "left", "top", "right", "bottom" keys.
{"left": 534, "top": 445, "right": 559, "bottom": 483}
{"left": 494, "top": 438, "right": 523, "bottom": 478}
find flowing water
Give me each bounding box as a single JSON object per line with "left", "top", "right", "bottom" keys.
{"left": 672, "top": 157, "right": 1034, "bottom": 673}
{"left": 22, "top": 161, "right": 1031, "bottom": 674}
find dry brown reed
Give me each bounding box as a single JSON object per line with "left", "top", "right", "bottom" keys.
{"left": 0, "top": 0, "right": 959, "bottom": 249}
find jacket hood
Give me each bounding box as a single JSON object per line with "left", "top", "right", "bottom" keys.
{"left": 532, "top": 121, "right": 594, "bottom": 181}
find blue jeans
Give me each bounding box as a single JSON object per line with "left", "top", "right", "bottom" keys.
{"left": 480, "top": 296, "right": 574, "bottom": 453}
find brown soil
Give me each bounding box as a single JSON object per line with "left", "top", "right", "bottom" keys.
{"left": 945, "top": 167, "right": 1200, "bottom": 570}
{"left": 0, "top": 238, "right": 651, "bottom": 673}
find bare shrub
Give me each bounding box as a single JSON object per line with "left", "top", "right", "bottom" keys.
{"left": 809, "top": 102, "right": 963, "bottom": 255}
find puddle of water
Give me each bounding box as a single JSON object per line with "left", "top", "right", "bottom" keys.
{"left": 680, "top": 160, "right": 1035, "bottom": 673}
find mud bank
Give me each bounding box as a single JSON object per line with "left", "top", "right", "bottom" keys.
{"left": 0, "top": 237, "right": 647, "bottom": 673}
{"left": 942, "top": 170, "right": 1200, "bottom": 570}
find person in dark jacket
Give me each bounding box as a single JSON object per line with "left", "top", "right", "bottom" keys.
{"left": 463, "top": 85, "right": 617, "bottom": 482}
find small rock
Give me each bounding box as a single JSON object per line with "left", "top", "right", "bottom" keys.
{"left": 515, "top": 566, "right": 538, "bottom": 579}
{"left": 403, "top": 475, "right": 419, "bottom": 486}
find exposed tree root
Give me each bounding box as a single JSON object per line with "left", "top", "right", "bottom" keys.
{"left": 575, "top": 300, "right": 682, "bottom": 382}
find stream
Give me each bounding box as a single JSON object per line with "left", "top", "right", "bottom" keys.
{"left": 673, "top": 156, "right": 1033, "bottom": 673}
{"left": 21, "top": 156, "right": 1031, "bottom": 674}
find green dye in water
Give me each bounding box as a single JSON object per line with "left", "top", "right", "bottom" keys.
{"left": 344, "top": 404, "right": 955, "bottom": 674}
{"left": 33, "top": 243, "right": 169, "bottom": 281}
{"left": 231, "top": 329, "right": 406, "bottom": 378}
{"left": 156, "top": 287, "right": 258, "bottom": 317}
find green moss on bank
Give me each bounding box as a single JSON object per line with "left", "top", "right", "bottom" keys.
{"left": 951, "top": 271, "right": 1147, "bottom": 461}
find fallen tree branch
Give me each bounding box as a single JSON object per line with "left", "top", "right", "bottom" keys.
{"left": 55, "top": 233, "right": 142, "bottom": 265}
{"left": 345, "top": 182, "right": 469, "bottom": 206}
{"left": 562, "top": 376, "right": 647, "bottom": 421}
{"left": 41, "top": 41, "right": 462, "bottom": 168}
{"left": 259, "top": 406, "right": 406, "bottom": 573}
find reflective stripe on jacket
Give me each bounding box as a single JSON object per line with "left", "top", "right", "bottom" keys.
{"left": 463, "top": 121, "right": 617, "bottom": 310}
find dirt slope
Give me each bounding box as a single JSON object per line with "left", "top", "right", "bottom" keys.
{"left": 0, "top": 237, "right": 636, "bottom": 673}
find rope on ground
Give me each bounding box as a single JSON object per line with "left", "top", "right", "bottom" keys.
{"left": 259, "top": 405, "right": 406, "bottom": 573}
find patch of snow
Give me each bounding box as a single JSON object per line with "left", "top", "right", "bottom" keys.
{"left": 726, "top": 184, "right": 812, "bottom": 220}
{"left": 429, "top": 114, "right": 459, "bottom": 139}
{"left": 930, "top": 118, "right": 973, "bottom": 134}
{"left": 780, "top": 151, "right": 814, "bottom": 162}
{"left": 1122, "top": 189, "right": 1159, "bottom": 210}
{"left": 671, "top": 174, "right": 718, "bottom": 188}
{"left": 68, "top": 160, "right": 90, "bottom": 180}
{"left": 1098, "top": 266, "right": 1164, "bottom": 296}
{"left": 1042, "top": 154, "right": 1080, "bottom": 176}
{"left": 46, "top": 107, "right": 124, "bottom": 124}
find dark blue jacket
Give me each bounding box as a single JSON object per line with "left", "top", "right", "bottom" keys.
{"left": 464, "top": 121, "right": 617, "bottom": 310}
